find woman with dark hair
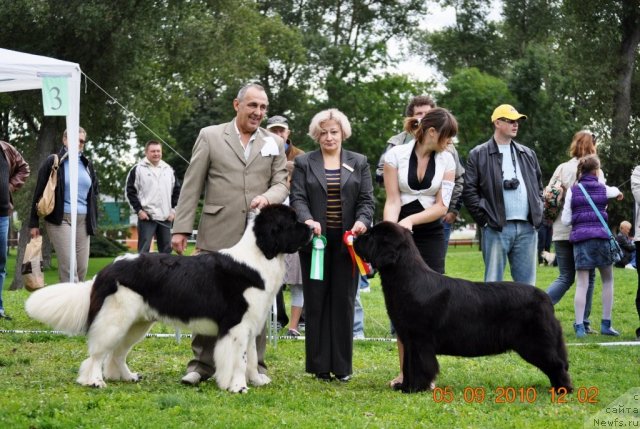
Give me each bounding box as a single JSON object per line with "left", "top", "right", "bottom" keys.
{"left": 382, "top": 107, "right": 458, "bottom": 388}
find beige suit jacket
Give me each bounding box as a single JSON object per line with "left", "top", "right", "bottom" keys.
{"left": 173, "top": 120, "right": 289, "bottom": 251}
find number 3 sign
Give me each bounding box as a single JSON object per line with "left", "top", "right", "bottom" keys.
{"left": 41, "top": 76, "right": 69, "bottom": 116}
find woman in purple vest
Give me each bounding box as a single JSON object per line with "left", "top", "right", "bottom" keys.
{"left": 561, "top": 155, "right": 623, "bottom": 338}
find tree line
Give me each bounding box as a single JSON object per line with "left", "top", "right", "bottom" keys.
{"left": 0, "top": 0, "right": 638, "bottom": 287}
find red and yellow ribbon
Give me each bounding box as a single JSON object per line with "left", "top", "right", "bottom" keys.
{"left": 343, "top": 231, "right": 372, "bottom": 277}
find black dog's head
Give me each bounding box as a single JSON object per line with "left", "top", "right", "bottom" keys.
{"left": 354, "top": 221, "right": 420, "bottom": 269}
{"left": 253, "top": 204, "right": 313, "bottom": 259}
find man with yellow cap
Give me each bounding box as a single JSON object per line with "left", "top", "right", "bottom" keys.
{"left": 462, "top": 104, "right": 544, "bottom": 285}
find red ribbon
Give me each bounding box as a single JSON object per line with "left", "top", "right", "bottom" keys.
{"left": 343, "top": 231, "right": 372, "bottom": 277}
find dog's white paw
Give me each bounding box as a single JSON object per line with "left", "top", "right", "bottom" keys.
{"left": 78, "top": 377, "right": 107, "bottom": 388}
{"left": 228, "top": 383, "right": 249, "bottom": 394}
{"left": 249, "top": 373, "right": 271, "bottom": 386}
{"left": 123, "top": 372, "right": 141, "bottom": 382}
{"left": 104, "top": 366, "right": 140, "bottom": 382}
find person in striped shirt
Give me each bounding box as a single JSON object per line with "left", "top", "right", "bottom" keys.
{"left": 290, "top": 108, "right": 375, "bottom": 382}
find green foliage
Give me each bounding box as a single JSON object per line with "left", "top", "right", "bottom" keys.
{"left": 553, "top": 0, "right": 640, "bottom": 225}
{"left": 501, "top": 0, "right": 561, "bottom": 57}
{"left": 507, "top": 45, "right": 576, "bottom": 178}
{"left": 0, "top": 0, "right": 283, "bottom": 198}
{"left": 438, "top": 68, "right": 514, "bottom": 157}
{"left": 89, "top": 235, "right": 128, "bottom": 258}
{"left": 418, "top": 0, "right": 506, "bottom": 78}
{"left": 424, "top": 0, "right": 639, "bottom": 228}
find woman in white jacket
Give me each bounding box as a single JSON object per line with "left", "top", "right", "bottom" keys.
{"left": 545, "top": 131, "right": 603, "bottom": 334}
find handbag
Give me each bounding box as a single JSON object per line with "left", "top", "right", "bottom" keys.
{"left": 36, "top": 154, "right": 65, "bottom": 217}
{"left": 22, "top": 236, "right": 45, "bottom": 292}
{"left": 577, "top": 183, "right": 623, "bottom": 263}
{"left": 543, "top": 176, "right": 564, "bottom": 222}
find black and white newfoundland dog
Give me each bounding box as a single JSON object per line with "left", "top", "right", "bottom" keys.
{"left": 26, "top": 204, "right": 312, "bottom": 393}
{"left": 353, "top": 221, "right": 573, "bottom": 394}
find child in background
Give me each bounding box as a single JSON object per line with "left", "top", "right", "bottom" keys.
{"left": 561, "top": 155, "right": 623, "bottom": 338}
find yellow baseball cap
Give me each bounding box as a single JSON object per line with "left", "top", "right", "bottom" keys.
{"left": 491, "top": 104, "right": 527, "bottom": 122}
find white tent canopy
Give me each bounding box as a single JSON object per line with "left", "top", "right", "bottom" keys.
{"left": 0, "top": 48, "right": 82, "bottom": 282}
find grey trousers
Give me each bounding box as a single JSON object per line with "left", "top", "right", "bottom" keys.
{"left": 186, "top": 328, "right": 268, "bottom": 379}
{"left": 45, "top": 214, "right": 90, "bottom": 283}
{"left": 137, "top": 219, "right": 172, "bottom": 253}
{"left": 186, "top": 246, "right": 268, "bottom": 379}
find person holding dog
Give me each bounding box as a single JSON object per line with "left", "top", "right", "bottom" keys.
{"left": 126, "top": 140, "right": 181, "bottom": 254}
{"left": 171, "top": 83, "right": 289, "bottom": 386}
{"left": 376, "top": 95, "right": 465, "bottom": 259}
{"left": 290, "top": 108, "right": 374, "bottom": 382}
{"left": 561, "top": 154, "right": 623, "bottom": 337}
{"left": 463, "top": 104, "right": 543, "bottom": 286}
{"left": 382, "top": 107, "right": 458, "bottom": 389}
{"left": 545, "top": 130, "right": 600, "bottom": 334}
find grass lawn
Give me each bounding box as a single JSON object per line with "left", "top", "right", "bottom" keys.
{"left": 0, "top": 246, "right": 639, "bottom": 428}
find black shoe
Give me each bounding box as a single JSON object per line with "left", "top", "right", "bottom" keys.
{"left": 315, "top": 372, "right": 332, "bottom": 381}
{"left": 0, "top": 313, "right": 11, "bottom": 320}
{"left": 335, "top": 374, "right": 351, "bottom": 382}
{"left": 584, "top": 325, "right": 598, "bottom": 334}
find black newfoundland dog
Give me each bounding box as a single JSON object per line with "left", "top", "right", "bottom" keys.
{"left": 26, "top": 205, "right": 312, "bottom": 393}
{"left": 354, "top": 221, "right": 573, "bottom": 394}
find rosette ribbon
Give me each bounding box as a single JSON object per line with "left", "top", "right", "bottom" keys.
{"left": 310, "top": 235, "right": 327, "bottom": 280}
{"left": 343, "top": 231, "right": 372, "bottom": 277}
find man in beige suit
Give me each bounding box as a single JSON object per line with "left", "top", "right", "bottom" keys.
{"left": 171, "top": 83, "right": 289, "bottom": 386}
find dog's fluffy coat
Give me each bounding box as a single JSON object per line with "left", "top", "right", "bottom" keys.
{"left": 354, "top": 221, "right": 573, "bottom": 393}
{"left": 26, "top": 205, "right": 312, "bottom": 393}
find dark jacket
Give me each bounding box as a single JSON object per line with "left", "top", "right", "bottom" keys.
{"left": 0, "top": 140, "right": 30, "bottom": 210}
{"left": 29, "top": 148, "right": 99, "bottom": 235}
{"left": 290, "top": 149, "right": 375, "bottom": 253}
{"left": 463, "top": 137, "right": 543, "bottom": 231}
{"left": 615, "top": 232, "right": 635, "bottom": 267}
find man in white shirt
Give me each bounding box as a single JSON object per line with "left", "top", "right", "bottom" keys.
{"left": 126, "top": 140, "right": 181, "bottom": 253}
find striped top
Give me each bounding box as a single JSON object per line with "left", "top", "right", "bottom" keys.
{"left": 325, "top": 168, "right": 342, "bottom": 230}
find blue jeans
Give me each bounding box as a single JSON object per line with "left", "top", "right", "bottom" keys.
{"left": 546, "top": 240, "right": 594, "bottom": 323}
{"left": 443, "top": 219, "right": 452, "bottom": 247}
{"left": 442, "top": 219, "right": 453, "bottom": 271}
{"left": 0, "top": 216, "right": 8, "bottom": 312}
{"left": 481, "top": 221, "right": 537, "bottom": 285}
